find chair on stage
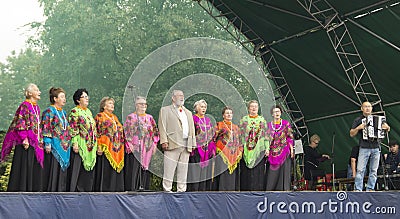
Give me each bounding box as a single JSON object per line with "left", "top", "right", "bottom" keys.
{"left": 311, "top": 169, "right": 326, "bottom": 191}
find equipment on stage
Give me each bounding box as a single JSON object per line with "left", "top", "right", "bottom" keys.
{"left": 362, "top": 115, "right": 386, "bottom": 140}
{"left": 330, "top": 132, "right": 336, "bottom": 191}
{"left": 294, "top": 140, "right": 304, "bottom": 155}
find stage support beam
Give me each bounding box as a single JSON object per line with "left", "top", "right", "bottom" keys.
{"left": 297, "top": 0, "right": 385, "bottom": 114}
{"left": 198, "top": 0, "right": 310, "bottom": 141}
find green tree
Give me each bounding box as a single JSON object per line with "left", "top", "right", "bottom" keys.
{"left": 1, "top": 0, "right": 267, "bottom": 190}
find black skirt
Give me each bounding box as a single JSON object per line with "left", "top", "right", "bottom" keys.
{"left": 124, "top": 152, "right": 151, "bottom": 191}
{"left": 240, "top": 156, "right": 267, "bottom": 191}
{"left": 187, "top": 149, "right": 213, "bottom": 191}
{"left": 42, "top": 152, "right": 68, "bottom": 192}
{"left": 94, "top": 154, "right": 124, "bottom": 192}
{"left": 266, "top": 157, "right": 292, "bottom": 191}
{"left": 67, "top": 151, "right": 94, "bottom": 192}
{"left": 215, "top": 155, "right": 240, "bottom": 191}
{"left": 7, "top": 145, "right": 43, "bottom": 192}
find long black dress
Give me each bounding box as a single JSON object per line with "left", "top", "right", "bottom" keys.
{"left": 93, "top": 112, "right": 125, "bottom": 192}
{"left": 41, "top": 106, "right": 71, "bottom": 192}
{"left": 1, "top": 101, "right": 44, "bottom": 192}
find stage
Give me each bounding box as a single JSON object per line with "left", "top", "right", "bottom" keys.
{"left": 0, "top": 191, "right": 398, "bottom": 218}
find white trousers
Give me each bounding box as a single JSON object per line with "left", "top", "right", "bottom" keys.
{"left": 163, "top": 145, "right": 190, "bottom": 192}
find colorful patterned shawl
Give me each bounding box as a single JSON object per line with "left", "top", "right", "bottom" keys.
{"left": 124, "top": 113, "right": 159, "bottom": 170}
{"left": 209, "top": 121, "right": 243, "bottom": 174}
{"left": 68, "top": 106, "right": 97, "bottom": 171}
{"left": 239, "top": 115, "right": 269, "bottom": 168}
{"left": 95, "top": 112, "right": 125, "bottom": 173}
{"left": 1, "top": 101, "right": 44, "bottom": 167}
{"left": 266, "top": 119, "right": 293, "bottom": 169}
{"left": 42, "top": 106, "right": 71, "bottom": 171}
{"left": 193, "top": 115, "right": 215, "bottom": 168}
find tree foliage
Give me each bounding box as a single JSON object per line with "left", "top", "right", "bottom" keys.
{"left": 0, "top": 0, "right": 265, "bottom": 191}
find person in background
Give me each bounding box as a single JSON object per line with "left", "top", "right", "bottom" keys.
{"left": 384, "top": 140, "right": 400, "bottom": 174}
{"left": 68, "top": 88, "right": 97, "bottom": 192}
{"left": 304, "top": 134, "right": 330, "bottom": 189}
{"left": 124, "top": 96, "right": 159, "bottom": 191}
{"left": 94, "top": 97, "right": 124, "bottom": 192}
{"left": 1, "top": 83, "right": 44, "bottom": 191}
{"left": 347, "top": 145, "right": 360, "bottom": 179}
{"left": 41, "top": 87, "right": 71, "bottom": 192}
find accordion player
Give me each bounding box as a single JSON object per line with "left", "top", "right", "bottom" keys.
{"left": 362, "top": 115, "right": 386, "bottom": 140}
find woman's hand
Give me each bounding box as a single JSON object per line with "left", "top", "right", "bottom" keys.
{"left": 45, "top": 144, "right": 51, "bottom": 153}
{"left": 97, "top": 147, "right": 103, "bottom": 155}
{"left": 22, "top": 138, "right": 29, "bottom": 150}
{"left": 73, "top": 142, "right": 79, "bottom": 153}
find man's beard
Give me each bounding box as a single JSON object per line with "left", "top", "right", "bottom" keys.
{"left": 176, "top": 100, "right": 184, "bottom": 106}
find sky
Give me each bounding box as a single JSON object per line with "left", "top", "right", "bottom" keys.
{"left": 0, "top": 0, "right": 44, "bottom": 63}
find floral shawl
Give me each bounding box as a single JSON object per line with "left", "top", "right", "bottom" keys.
{"left": 209, "top": 121, "right": 243, "bottom": 174}
{"left": 266, "top": 119, "right": 293, "bottom": 169}
{"left": 42, "top": 106, "right": 71, "bottom": 171}
{"left": 68, "top": 106, "right": 97, "bottom": 171}
{"left": 239, "top": 115, "right": 269, "bottom": 168}
{"left": 124, "top": 113, "right": 159, "bottom": 170}
{"left": 95, "top": 112, "right": 125, "bottom": 173}
{"left": 1, "top": 101, "right": 44, "bottom": 167}
{"left": 193, "top": 114, "right": 215, "bottom": 168}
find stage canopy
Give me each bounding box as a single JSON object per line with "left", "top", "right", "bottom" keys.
{"left": 199, "top": 0, "right": 400, "bottom": 171}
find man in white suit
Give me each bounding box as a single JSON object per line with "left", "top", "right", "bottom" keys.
{"left": 159, "top": 90, "right": 196, "bottom": 192}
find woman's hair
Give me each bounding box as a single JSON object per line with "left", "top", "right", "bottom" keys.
{"left": 222, "top": 106, "right": 233, "bottom": 115}
{"left": 99, "top": 97, "right": 115, "bottom": 112}
{"left": 24, "top": 83, "right": 37, "bottom": 98}
{"left": 72, "top": 88, "right": 89, "bottom": 105}
{"left": 49, "top": 87, "right": 65, "bottom": 104}
{"left": 247, "top": 100, "right": 258, "bottom": 109}
{"left": 310, "top": 134, "right": 320, "bottom": 143}
{"left": 135, "top": 96, "right": 146, "bottom": 104}
{"left": 270, "top": 104, "right": 283, "bottom": 115}
{"left": 193, "top": 99, "right": 207, "bottom": 113}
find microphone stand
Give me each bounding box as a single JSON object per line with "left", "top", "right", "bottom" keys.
{"left": 378, "top": 139, "right": 389, "bottom": 190}
{"left": 138, "top": 141, "right": 145, "bottom": 191}
{"left": 331, "top": 132, "right": 336, "bottom": 191}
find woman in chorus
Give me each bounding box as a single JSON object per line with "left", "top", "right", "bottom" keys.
{"left": 210, "top": 106, "right": 243, "bottom": 191}
{"left": 265, "top": 105, "right": 294, "bottom": 191}
{"left": 187, "top": 99, "right": 215, "bottom": 191}
{"left": 124, "top": 96, "right": 159, "bottom": 191}
{"left": 94, "top": 97, "right": 125, "bottom": 192}
{"left": 239, "top": 100, "right": 269, "bottom": 191}
{"left": 1, "top": 83, "right": 44, "bottom": 191}
{"left": 41, "top": 87, "right": 71, "bottom": 192}
{"left": 68, "top": 88, "right": 97, "bottom": 192}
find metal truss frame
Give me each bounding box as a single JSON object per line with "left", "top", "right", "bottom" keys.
{"left": 197, "top": 0, "right": 310, "bottom": 141}
{"left": 297, "top": 0, "right": 385, "bottom": 114}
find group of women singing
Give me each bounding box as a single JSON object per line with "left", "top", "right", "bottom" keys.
{"left": 0, "top": 83, "right": 294, "bottom": 192}
{"left": 187, "top": 100, "right": 294, "bottom": 191}
{"left": 0, "top": 84, "right": 158, "bottom": 192}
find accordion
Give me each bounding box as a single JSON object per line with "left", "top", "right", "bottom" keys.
{"left": 362, "top": 115, "right": 386, "bottom": 140}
